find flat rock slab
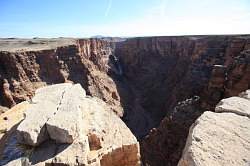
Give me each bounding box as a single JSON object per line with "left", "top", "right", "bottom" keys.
{"left": 16, "top": 83, "right": 73, "bottom": 146}
{"left": 178, "top": 111, "right": 250, "bottom": 166}
{"left": 46, "top": 84, "right": 86, "bottom": 143}
{"left": 6, "top": 83, "right": 140, "bottom": 165}
{"left": 215, "top": 96, "right": 250, "bottom": 117}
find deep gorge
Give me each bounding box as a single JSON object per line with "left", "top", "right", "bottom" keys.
{"left": 0, "top": 35, "right": 250, "bottom": 166}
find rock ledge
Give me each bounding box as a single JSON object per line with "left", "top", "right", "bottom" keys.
{"left": 178, "top": 90, "right": 250, "bottom": 166}
{"left": 3, "top": 83, "right": 140, "bottom": 166}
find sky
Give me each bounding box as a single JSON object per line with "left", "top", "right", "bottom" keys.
{"left": 0, "top": 0, "right": 250, "bottom": 37}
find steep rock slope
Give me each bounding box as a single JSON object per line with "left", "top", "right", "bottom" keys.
{"left": 1, "top": 83, "right": 140, "bottom": 166}
{"left": 116, "top": 36, "right": 250, "bottom": 137}
{"left": 1, "top": 36, "right": 250, "bottom": 166}
{"left": 178, "top": 90, "right": 250, "bottom": 166}
{"left": 115, "top": 35, "right": 250, "bottom": 165}
{"left": 0, "top": 38, "right": 123, "bottom": 116}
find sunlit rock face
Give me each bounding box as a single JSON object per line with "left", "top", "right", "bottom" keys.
{"left": 0, "top": 38, "right": 123, "bottom": 117}
{"left": 178, "top": 90, "right": 250, "bottom": 166}
{"left": 0, "top": 35, "right": 250, "bottom": 166}
{"left": 1, "top": 83, "right": 140, "bottom": 166}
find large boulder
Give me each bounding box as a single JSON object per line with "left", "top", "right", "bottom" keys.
{"left": 46, "top": 84, "right": 86, "bottom": 143}
{"left": 178, "top": 90, "right": 250, "bottom": 166}
{"left": 16, "top": 83, "right": 73, "bottom": 146}
{"left": 215, "top": 96, "right": 250, "bottom": 117}
{"left": 3, "top": 83, "right": 140, "bottom": 166}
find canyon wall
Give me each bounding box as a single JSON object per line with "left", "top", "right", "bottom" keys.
{"left": 0, "top": 38, "right": 123, "bottom": 116}
{"left": 116, "top": 36, "right": 250, "bottom": 165}
{"left": 0, "top": 36, "right": 250, "bottom": 166}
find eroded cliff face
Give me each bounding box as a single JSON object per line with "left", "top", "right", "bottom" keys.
{"left": 117, "top": 36, "right": 250, "bottom": 124}
{"left": 0, "top": 38, "right": 123, "bottom": 116}
{"left": 116, "top": 36, "right": 250, "bottom": 166}
{"left": 0, "top": 84, "right": 140, "bottom": 166}
{"left": 0, "top": 36, "right": 250, "bottom": 166}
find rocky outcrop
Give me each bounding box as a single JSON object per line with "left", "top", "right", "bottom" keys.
{"left": 0, "top": 38, "right": 123, "bottom": 117}
{"left": 17, "top": 83, "right": 73, "bottom": 146}
{"left": 116, "top": 36, "right": 250, "bottom": 137}
{"left": 141, "top": 96, "right": 202, "bottom": 166}
{"left": 1, "top": 36, "right": 250, "bottom": 166}
{"left": 215, "top": 96, "right": 250, "bottom": 117}
{"left": 178, "top": 90, "right": 250, "bottom": 166}
{"left": 116, "top": 36, "right": 250, "bottom": 165}
{"left": 1, "top": 83, "right": 140, "bottom": 166}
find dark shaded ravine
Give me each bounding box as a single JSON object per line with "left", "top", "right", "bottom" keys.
{"left": 112, "top": 35, "right": 250, "bottom": 165}
{"left": 0, "top": 35, "right": 250, "bottom": 166}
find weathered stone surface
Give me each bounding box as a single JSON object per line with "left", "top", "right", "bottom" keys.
{"left": 3, "top": 84, "right": 140, "bottom": 166}
{"left": 179, "top": 91, "right": 250, "bottom": 166}
{"left": 117, "top": 36, "right": 250, "bottom": 138}
{"left": 178, "top": 111, "right": 250, "bottom": 166}
{"left": 0, "top": 38, "right": 123, "bottom": 117}
{"left": 239, "top": 89, "right": 250, "bottom": 100}
{"left": 1, "top": 36, "right": 250, "bottom": 166}
{"left": 46, "top": 84, "right": 86, "bottom": 143}
{"left": 16, "top": 83, "right": 72, "bottom": 146}
{"left": 215, "top": 96, "right": 250, "bottom": 117}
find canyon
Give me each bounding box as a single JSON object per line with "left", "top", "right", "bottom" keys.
{"left": 0, "top": 35, "right": 250, "bottom": 165}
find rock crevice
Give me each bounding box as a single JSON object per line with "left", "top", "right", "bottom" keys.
{"left": 2, "top": 83, "right": 140, "bottom": 166}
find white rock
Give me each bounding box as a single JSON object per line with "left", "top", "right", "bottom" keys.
{"left": 46, "top": 84, "right": 86, "bottom": 143}
{"left": 16, "top": 83, "right": 72, "bottom": 146}
{"left": 11, "top": 83, "right": 140, "bottom": 165}
{"left": 215, "top": 96, "right": 250, "bottom": 117}
{"left": 178, "top": 111, "right": 250, "bottom": 166}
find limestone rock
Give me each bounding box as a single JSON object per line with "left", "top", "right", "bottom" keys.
{"left": 3, "top": 84, "right": 140, "bottom": 166}
{"left": 16, "top": 83, "right": 72, "bottom": 146}
{"left": 215, "top": 96, "right": 250, "bottom": 117}
{"left": 2, "top": 36, "right": 250, "bottom": 166}
{"left": 46, "top": 84, "right": 86, "bottom": 143}
{"left": 178, "top": 111, "right": 250, "bottom": 166}
{"left": 179, "top": 91, "right": 250, "bottom": 166}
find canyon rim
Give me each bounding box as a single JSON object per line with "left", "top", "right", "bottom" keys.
{"left": 0, "top": 35, "right": 249, "bottom": 166}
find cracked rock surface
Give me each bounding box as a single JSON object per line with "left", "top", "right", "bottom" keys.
{"left": 2, "top": 83, "right": 140, "bottom": 166}
{"left": 178, "top": 90, "right": 250, "bottom": 166}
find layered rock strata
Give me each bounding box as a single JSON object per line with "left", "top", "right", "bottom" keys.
{"left": 0, "top": 38, "right": 122, "bottom": 117}
{"left": 1, "top": 36, "right": 250, "bottom": 166}
{"left": 116, "top": 36, "right": 250, "bottom": 136}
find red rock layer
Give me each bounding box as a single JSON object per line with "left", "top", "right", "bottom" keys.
{"left": 0, "top": 36, "right": 250, "bottom": 166}
{"left": 0, "top": 39, "right": 123, "bottom": 116}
